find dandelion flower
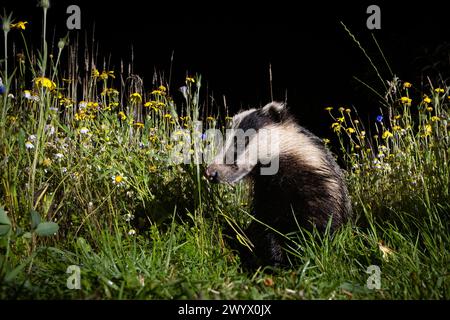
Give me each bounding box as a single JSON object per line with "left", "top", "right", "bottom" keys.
{"left": 434, "top": 88, "right": 445, "bottom": 94}
{"left": 158, "top": 85, "right": 167, "bottom": 92}
{"left": 323, "top": 138, "right": 330, "bottom": 144}
{"left": 25, "top": 141, "right": 34, "bottom": 149}
{"left": 424, "top": 124, "right": 432, "bottom": 136}
{"left": 112, "top": 174, "right": 126, "bottom": 187}
{"left": 43, "top": 158, "right": 52, "bottom": 167}
{"left": 35, "top": 77, "right": 56, "bottom": 91}
{"left": 186, "top": 76, "right": 195, "bottom": 83}
{"left": 324, "top": 107, "right": 333, "bottom": 111}
{"left": 426, "top": 107, "right": 433, "bottom": 112}
{"left": 10, "top": 21, "right": 28, "bottom": 30}
{"left": 91, "top": 69, "right": 100, "bottom": 78}
{"left": 403, "top": 82, "right": 412, "bottom": 88}
{"left": 345, "top": 109, "right": 351, "bottom": 113}
{"left": 331, "top": 122, "right": 341, "bottom": 133}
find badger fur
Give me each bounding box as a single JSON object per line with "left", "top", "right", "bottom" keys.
{"left": 206, "top": 102, "right": 352, "bottom": 268}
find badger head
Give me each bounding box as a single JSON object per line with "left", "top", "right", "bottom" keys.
{"left": 205, "top": 102, "right": 288, "bottom": 184}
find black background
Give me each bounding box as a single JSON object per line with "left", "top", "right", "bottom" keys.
{"left": 2, "top": 0, "right": 450, "bottom": 136}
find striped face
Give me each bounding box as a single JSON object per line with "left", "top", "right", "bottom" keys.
{"left": 205, "top": 102, "right": 286, "bottom": 183}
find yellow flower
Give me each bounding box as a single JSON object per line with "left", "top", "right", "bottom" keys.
{"left": 393, "top": 125, "right": 402, "bottom": 131}
{"left": 394, "top": 115, "right": 402, "bottom": 120}
{"left": 431, "top": 116, "right": 440, "bottom": 122}
{"left": 346, "top": 128, "right": 355, "bottom": 134}
{"left": 130, "top": 92, "right": 142, "bottom": 104}
{"left": 345, "top": 109, "right": 351, "bottom": 113}
{"left": 35, "top": 77, "right": 56, "bottom": 91}
{"left": 91, "top": 69, "right": 100, "bottom": 78}
{"left": 331, "top": 122, "right": 341, "bottom": 133}
{"left": 118, "top": 111, "right": 127, "bottom": 120}
{"left": 158, "top": 85, "right": 167, "bottom": 92}
{"left": 114, "top": 175, "right": 123, "bottom": 184}
{"left": 133, "top": 121, "right": 144, "bottom": 128}
{"left": 99, "top": 70, "right": 115, "bottom": 80}
{"left": 206, "top": 116, "right": 215, "bottom": 121}
{"left": 423, "top": 96, "right": 432, "bottom": 104}
{"left": 426, "top": 107, "right": 433, "bottom": 112}
{"left": 324, "top": 107, "right": 333, "bottom": 111}
{"left": 382, "top": 130, "right": 393, "bottom": 139}
{"left": 323, "top": 138, "right": 330, "bottom": 144}
{"left": 360, "top": 131, "right": 366, "bottom": 137}
{"left": 43, "top": 158, "right": 52, "bottom": 167}
{"left": 403, "top": 82, "right": 412, "bottom": 88}
{"left": 164, "top": 114, "right": 172, "bottom": 119}
{"left": 10, "top": 21, "right": 28, "bottom": 30}
{"left": 337, "top": 116, "right": 345, "bottom": 123}
{"left": 434, "top": 88, "right": 445, "bottom": 93}
{"left": 186, "top": 76, "right": 195, "bottom": 83}
{"left": 424, "top": 124, "right": 432, "bottom": 136}
{"left": 400, "top": 97, "right": 412, "bottom": 105}
{"left": 151, "top": 89, "right": 164, "bottom": 95}
{"left": 338, "top": 107, "right": 345, "bottom": 112}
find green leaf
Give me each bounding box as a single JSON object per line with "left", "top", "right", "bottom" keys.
{"left": 22, "top": 232, "right": 32, "bottom": 239}
{"left": 0, "top": 207, "right": 11, "bottom": 226}
{"left": 35, "top": 222, "right": 59, "bottom": 237}
{"left": 0, "top": 225, "right": 11, "bottom": 236}
{"left": 30, "top": 210, "right": 41, "bottom": 230}
{"left": 4, "top": 251, "right": 38, "bottom": 283}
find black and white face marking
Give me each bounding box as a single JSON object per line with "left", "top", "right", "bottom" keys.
{"left": 205, "top": 103, "right": 285, "bottom": 184}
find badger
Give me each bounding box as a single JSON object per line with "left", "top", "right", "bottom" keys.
{"left": 205, "top": 102, "right": 352, "bottom": 267}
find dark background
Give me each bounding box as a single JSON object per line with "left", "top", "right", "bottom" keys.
{"left": 2, "top": 0, "right": 450, "bottom": 136}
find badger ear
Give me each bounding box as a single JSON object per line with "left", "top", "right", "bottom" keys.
{"left": 262, "top": 102, "right": 287, "bottom": 122}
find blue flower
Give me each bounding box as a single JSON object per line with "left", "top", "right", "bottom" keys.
{"left": 0, "top": 78, "right": 4, "bottom": 95}
{"left": 200, "top": 133, "right": 206, "bottom": 140}
{"left": 376, "top": 115, "right": 383, "bottom": 123}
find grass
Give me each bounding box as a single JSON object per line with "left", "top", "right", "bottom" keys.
{"left": 0, "top": 5, "right": 449, "bottom": 299}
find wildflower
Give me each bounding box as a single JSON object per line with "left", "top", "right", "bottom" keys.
{"left": 118, "top": 111, "right": 127, "bottom": 120}
{"left": 382, "top": 130, "right": 393, "bottom": 139}
{"left": 91, "top": 69, "right": 100, "bottom": 78}
{"left": 79, "top": 101, "right": 87, "bottom": 109}
{"left": 164, "top": 114, "right": 172, "bottom": 119}
{"left": 337, "top": 116, "right": 345, "bottom": 123}
{"left": 35, "top": 77, "right": 56, "bottom": 91}
{"left": 323, "top": 138, "right": 330, "bottom": 144}
{"left": 353, "top": 119, "right": 359, "bottom": 124}
{"left": 80, "top": 127, "right": 89, "bottom": 134}
{"left": 360, "top": 131, "right": 366, "bottom": 137}
{"left": 99, "top": 70, "right": 115, "bottom": 80}
{"left": 424, "top": 124, "right": 432, "bottom": 136}
{"left": 25, "top": 141, "right": 34, "bottom": 149}
{"left": 124, "top": 213, "right": 134, "bottom": 222}
{"left": 392, "top": 125, "right": 402, "bottom": 131}
{"left": 186, "top": 76, "right": 195, "bottom": 83}
{"left": 10, "top": 21, "right": 28, "bottom": 30}
{"left": 263, "top": 278, "right": 274, "bottom": 287}
{"left": 434, "top": 88, "right": 445, "bottom": 94}
{"left": 331, "top": 122, "right": 341, "bottom": 133}
{"left": 151, "top": 89, "right": 162, "bottom": 95}
{"left": 400, "top": 97, "right": 412, "bottom": 105}
{"left": 426, "top": 107, "right": 433, "bottom": 112}
{"left": 394, "top": 115, "right": 402, "bottom": 120}
{"left": 54, "top": 153, "right": 64, "bottom": 160}
{"left": 28, "top": 134, "right": 36, "bottom": 141}
{"left": 206, "top": 116, "right": 215, "bottom": 121}
{"left": 376, "top": 115, "right": 383, "bottom": 122}
{"left": 133, "top": 121, "right": 144, "bottom": 129}
{"left": 158, "top": 85, "right": 167, "bottom": 92}
{"left": 346, "top": 128, "right": 355, "bottom": 134}
{"left": 403, "top": 82, "right": 412, "bottom": 88}
{"left": 324, "top": 107, "right": 333, "bottom": 111}
{"left": 423, "top": 96, "right": 432, "bottom": 104}
{"left": 128, "top": 229, "right": 136, "bottom": 236}
{"left": 130, "top": 93, "right": 142, "bottom": 104}
{"left": 43, "top": 158, "right": 52, "bottom": 167}
{"left": 345, "top": 109, "right": 351, "bottom": 113}
{"left": 23, "top": 90, "right": 32, "bottom": 99}
{"left": 112, "top": 174, "right": 126, "bottom": 187}
{"left": 431, "top": 116, "right": 440, "bottom": 122}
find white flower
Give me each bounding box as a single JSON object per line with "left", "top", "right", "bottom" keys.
{"left": 61, "top": 167, "right": 67, "bottom": 173}
{"left": 54, "top": 153, "right": 64, "bottom": 159}
{"left": 80, "top": 127, "right": 89, "bottom": 134}
{"left": 45, "top": 125, "right": 55, "bottom": 136}
{"left": 128, "top": 229, "right": 136, "bottom": 236}
{"left": 25, "top": 141, "right": 34, "bottom": 149}
{"left": 28, "top": 134, "right": 37, "bottom": 141}
{"left": 112, "top": 174, "right": 127, "bottom": 187}
{"left": 124, "top": 213, "right": 134, "bottom": 222}
{"left": 8, "top": 93, "right": 14, "bottom": 99}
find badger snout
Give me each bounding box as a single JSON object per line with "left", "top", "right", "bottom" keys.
{"left": 205, "top": 165, "right": 220, "bottom": 183}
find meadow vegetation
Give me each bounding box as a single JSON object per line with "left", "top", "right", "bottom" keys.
{"left": 0, "top": 4, "right": 448, "bottom": 299}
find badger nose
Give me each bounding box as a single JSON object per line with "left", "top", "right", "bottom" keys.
{"left": 205, "top": 166, "right": 219, "bottom": 183}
